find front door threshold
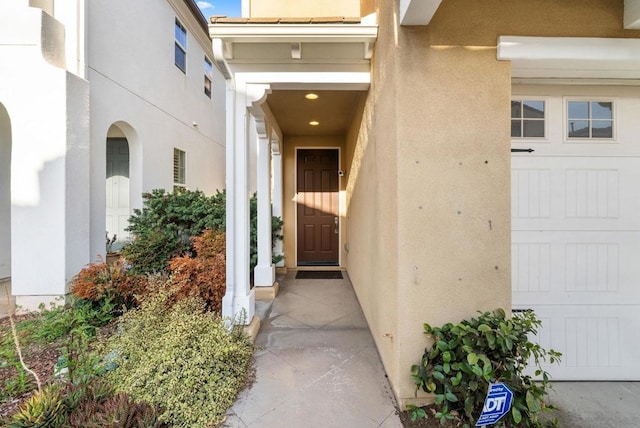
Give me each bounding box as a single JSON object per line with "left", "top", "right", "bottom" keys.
{"left": 297, "top": 262, "right": 339, "bottom": 267}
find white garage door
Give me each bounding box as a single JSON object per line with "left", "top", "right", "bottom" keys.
{"left": 512, "top": 86, "right": 640, "bottom": 380}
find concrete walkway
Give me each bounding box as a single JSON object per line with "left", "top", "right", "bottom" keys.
{"left": 224, "top": 271, "right": 402, "bottom": 428}
{"left": 548, "top": 382, "right": 640, "bottom": 427}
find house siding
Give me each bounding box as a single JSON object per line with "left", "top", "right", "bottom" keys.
{"left": 350, "top": 0, "right": 640, "bottom": 404}
{"left": 249, "top": 0, "right": 361, "bottom": 18}
{"left": 87, "top": 0, "right": 226, "bottom": 257}
{"left": 1, "top": 0, "right": 226, "bottom": 309}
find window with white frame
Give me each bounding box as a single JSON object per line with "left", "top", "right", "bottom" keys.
{"left": 204, "top": 56, "right": 213, "bottom": 98}
{"left": 511, "top": 100, "right": 545, "bottom": 138}
{"left": 173, "top": 148, "right": 186, "bottom": 191}
{"left": 567, "top": 100, "right": 614, "bottom": 139}
{"left": 175, "top": 19, "right": 187, "bottom": 73}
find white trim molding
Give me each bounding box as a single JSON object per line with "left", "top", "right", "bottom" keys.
{"left": 399, "top": 0, "right": 443, "bottom": 26}
{"left": 498, "top": 36, "right": 640, "bottom": 79}
{"left": 209, "top": 23, "right": 378, "bottom": 44}
{"left": 209, "top": 17, "right": 377, "bottom": 61}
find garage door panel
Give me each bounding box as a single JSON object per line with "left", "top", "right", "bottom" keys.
{"left": 513, "top": 88, "right": 640, "bottom": 381}
{"left": 513, "top": 231, "right": 640, "bottom": 306}
{"left": 512, "top": 157, "right": 640, "bottom": 231}
{"left": 519, "top": 305, "right": 640, "bottom": 380}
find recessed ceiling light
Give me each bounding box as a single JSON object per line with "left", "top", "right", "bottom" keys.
{"left": 305, "top": 93, "right": 319, "bottom": 100}
{"left": 309, "top": 120, "right": 319, "bottom": 126}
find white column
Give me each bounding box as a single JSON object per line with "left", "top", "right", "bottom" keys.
{"left": 271, "top": 134, "right": 284, "bottom": 267}
{"left": 253, "top": 127, "right": 275, "bottom": 287}
{"left": 222, "top": 81, "right": 255, "bottom": 323}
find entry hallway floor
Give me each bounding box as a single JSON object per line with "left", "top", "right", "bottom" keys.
{"left": 223, "top": 271, "right": 403, "bottom": 428}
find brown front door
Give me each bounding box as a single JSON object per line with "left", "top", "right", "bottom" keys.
{"left": 296, "top": 149, "right": 339, "bottom": 265}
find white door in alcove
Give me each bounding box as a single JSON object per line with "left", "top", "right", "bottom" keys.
{"left": 106, "top": 138, "right": 130, "bottom": 251}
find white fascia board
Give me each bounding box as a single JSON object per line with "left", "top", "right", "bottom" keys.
{"left": 209, "top": 23, "right": 378, "bottom": 44}
{"left": 625, "top": 0, "right": 640, "bottom": 29}
{"left": 235, "top": 71, "right": 371, "bottom": 87}
{"left": 399, "top": 0, "right": 443, "bottom": 26}
{"left": 498, "top": 36, "right": 640, "bottom": 79}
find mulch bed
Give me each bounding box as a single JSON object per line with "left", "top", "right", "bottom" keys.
{"left": 398, "top": 404, "right": 465, "bottom": 428}
{"left": 0, "top": 314, "right": 60, "bottom": 421}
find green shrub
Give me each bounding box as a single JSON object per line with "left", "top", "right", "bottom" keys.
{"left": 122, "top": 188, "right": 283, "bottom": 275}
{"left": 121, "top": 189, "right": 225, "bottom": 273}
{"left": 104, "top": 288, "right": 253, "bottom": 427}
{"left": 410, "top": 309, "right": 561, "bottom": 427}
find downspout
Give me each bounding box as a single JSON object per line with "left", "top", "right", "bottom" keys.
{"left": 212, "top": 38, "right": 232, "bottom": 80}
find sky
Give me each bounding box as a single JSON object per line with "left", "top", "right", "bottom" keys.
{"left": 197, "top": 0, "right": 241, "bottom": 19}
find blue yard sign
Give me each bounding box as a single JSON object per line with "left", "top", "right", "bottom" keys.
{"left": 475, "top": 383, "right": 513, "bottom": 427}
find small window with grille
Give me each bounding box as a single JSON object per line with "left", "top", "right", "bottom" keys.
{"left": 204, "top": 56, "right": 213, "bottom": 98}
{"left": 567, "top": 100, "right": 614, "bottom": 139}
{"left": 173, "top": 148, "right": 186, "bottom": 191}
{"left": 511, "top": 99, "right": 545, "bottom": 138}
{"left": 175, "top": 19, "right": 187, "bottom": 73}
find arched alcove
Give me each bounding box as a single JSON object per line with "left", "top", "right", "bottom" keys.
{"left": 105, "top": 123, "right": 131, "bottom": 251}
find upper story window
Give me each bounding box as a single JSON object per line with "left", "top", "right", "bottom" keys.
{"left": 175, "top": 19, "right": 187, "bottom": 73}
{"left": 204, "top": 56, "right": 213, "bottom": 98}
{"left": 173, "top": 148, "right": 186, "bottom": 191}
{"left": 511, "top": 100, "right": 545, "bottom": 138}
{"left": 567, "top": 100, "right": 613, "bottom": 139}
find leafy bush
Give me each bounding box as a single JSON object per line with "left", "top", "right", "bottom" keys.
{"left": 104, "top": 288, "right": 253, "bottom": 427}
{"left": 71, "top": 259, "right": 148, "bottom": 310}
{"left": 122, "top": 189, "right": 225, "bottom": 274}
{"left": 410, "top": 309, "right": 561, "bottom": 427}
{"left": 249, "top": 194, "right": 284, "bottom": 269}
{"left": 122, "top": 189, "right": 283, "bottom": 275}
{"left": 168, "top": 230, "right": 226, "bottom": 313}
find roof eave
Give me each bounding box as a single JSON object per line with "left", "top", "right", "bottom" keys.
{"left": 208, "top": 23, "right": 378, "bottom": 44}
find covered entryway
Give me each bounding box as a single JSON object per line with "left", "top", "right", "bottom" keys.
{"left": 105, "top": 124, "right": 131, "bottom": 251}
{"left": 209, "top": 16, "right": 377, "bottom": 323}
{"left": 511, "top": 85, "right": 640, "bottom": 380}
{"left": 296, "top": 149, "right": 340, "bottom": 266}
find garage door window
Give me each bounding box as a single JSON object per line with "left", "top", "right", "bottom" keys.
{"left": 567, "top": 100, "right": 613, "bottom": 139}
{"left": 511, "top": 100, "right": 545, "bottom": 138}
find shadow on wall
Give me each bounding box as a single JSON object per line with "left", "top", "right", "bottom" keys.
{"left": 11, "top": 155, "right": 76, "bottom": 296}
{"left": 0, "top": 102, "right": 11, "bottom": 279}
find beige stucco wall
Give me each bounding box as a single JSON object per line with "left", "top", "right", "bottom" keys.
{"left": 281, "top": 135, "right": 348, "bottom": 269}
{"left": 360, "top": 0, "right": 376, "bottom": 17}
{"left": 347, "top": 0, "right": 640, "bottom": 405}
{"left": 249, "top": 0, "right": 360, "bottom": 18}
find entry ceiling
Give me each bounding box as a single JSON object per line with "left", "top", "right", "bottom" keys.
{"left": 266, "top": 90, "right": 364, "bottom": 136}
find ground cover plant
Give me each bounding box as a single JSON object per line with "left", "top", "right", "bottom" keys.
{"left": 0, "top": 296, "right": 123, "bottom": 423}
{"left": 103, "top": 287, "right": 253, "bottom": 427}
{"left": 2, "top": 188, "right": 262, "bottom": 426}
{"left": 409, "top": 309, "right": 561, "bottom": 427}
{"left": 2, "top": 227, "right": 253, "bottom": 427}
{"left": 1, "top": 291, "right": 251, "bottom": 427}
